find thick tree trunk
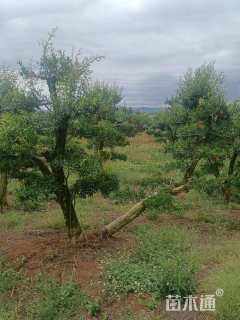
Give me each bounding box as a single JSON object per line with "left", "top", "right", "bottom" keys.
{"left": 52, "top": 164, "right": 82, "bottom": 238}
{"left": 0, "top": 171, "right": 8, "bottom": 212}
{"left": 228, "top": 150, "right": 238, "bottom": 176}
{"left": 56, "top": 184, "right": 82, "bottom": 238}
{"left": 183, "top": 159, "right": 199, "bottom": 184}
{"left": 222, "top": 150, "right": 239, "bottom": 202}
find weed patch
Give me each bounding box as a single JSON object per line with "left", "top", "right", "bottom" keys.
{"left": 105, "top": 226, "right": 198, "bottom": 299}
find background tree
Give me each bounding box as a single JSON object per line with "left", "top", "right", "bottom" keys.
{"left": 0, "top": 69, "right": 39, "bottom": 211}
{"left": 221, "top": 101, "right": 240, "bottom": 201}
{"left": 151, "top": 63, "right": 230, "bottom": 188}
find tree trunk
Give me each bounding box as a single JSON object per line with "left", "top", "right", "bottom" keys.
{"left": 99, "top": 200, "right": 146, "bottom": 238}
{"left": 56, "top": 184, "right": 82, "bottom": 238}
{"left": 222, "top": 150, "right": 238, "bottom": 202}
{"left": 171, "top": 184, "right": 188, "bottom": 194}
{"left": 0, "top": 171, "right": 8, "bottom": 212}
{"left": 53, "top": 164, "right": 82, "bottom": 238}
{"left": 183, "top": 159, "right": 199, "bottom": 184}
{"left": 228, "top": 150, "right": 238, "bottom": 176}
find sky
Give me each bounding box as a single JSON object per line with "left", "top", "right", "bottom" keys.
{"left": 1, "top": 0, "right": 240, "bottom": 108}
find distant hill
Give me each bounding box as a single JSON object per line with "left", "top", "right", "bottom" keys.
{"left": 130, "top": 105, "right": 168, "bottom": 113}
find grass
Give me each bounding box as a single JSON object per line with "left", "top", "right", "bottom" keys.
{"left": 0, "top": 271, "right": 100, "bottom": 320}
{"left": 0, "top": 269, "right": 22, "bottom": 293}
{"left": 202, "top": 259, "right": 240, "bottom": 319}
{"left": 105, "top": 225, "right": 198, "bottom": 299}
{"left": 2, "top": 133, "right": 240, "bottom": 319}
{"left": 27, "top": 275, "right": 100, "bottom": 319}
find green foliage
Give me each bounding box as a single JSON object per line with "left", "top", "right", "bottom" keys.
{"left": 0, "top": 304, "right": 16, "bottom": 320}
{"left": 150, "top": 62, "right": 233, "bottom": 199}
{"left": 110, "top": 185, "right": 146, "bottom": 203}
{"left": 73, "top": 156, "right": 119, "bottom": 198}
{"left": 15, "top": 185, "right": 45, "bottom": 211}
{"left": 149, "top": 105, "right": 187, "bottom": 145}
{"left": 145, "top": 191, "right": 181, "bottom": 212}
{"left": 0, "top": 69, "right": 39, "bottom": 114}
{"left": 28, "top": 276, "right": 100, "bottom": 319}
{"left": 0, "top": 32, "right": 134, "bottom": 232}
{"left": 105, "top": 227, "right": 197, "bottom": 298}
{"left": 176, "top": 62, "right": 224, "bottom": 110}
{"left": 192, "top": 175, "right": 223, "bottom": 196}
{"left": 144, "top": 191, "right": 183, "bottom": 220}
{"left": 0, "top": 269, "right": 22, "bottom": 293}
{"left": 0, "top": 113, "right": 38, "bottom": 172}
{"left": 78, "top": 82, "right": 130, "bottom": 162}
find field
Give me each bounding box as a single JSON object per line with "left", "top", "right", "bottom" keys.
{"left": 1, "top": 133, "right": 240, "bottom": 320}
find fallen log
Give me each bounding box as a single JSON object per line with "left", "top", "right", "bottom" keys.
{"left": 79, "top": 185, "right": 188, "bottom": 242}
{"left": 171, "top": 184, "right": 188, "bottom": 195}
{"left": 99, "top": 200, "right": 146, "bottom": 238}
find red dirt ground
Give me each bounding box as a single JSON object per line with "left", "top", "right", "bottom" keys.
{"left": 0, "top": 229, "right": 129, "bottom": 292}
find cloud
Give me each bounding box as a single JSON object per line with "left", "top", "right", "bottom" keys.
{"left": 1, "top": 0, "right": 239, "bottom": 106}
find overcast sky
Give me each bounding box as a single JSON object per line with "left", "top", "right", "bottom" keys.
{"left": 1, "top": 0, "right": 240, "bottom": 107}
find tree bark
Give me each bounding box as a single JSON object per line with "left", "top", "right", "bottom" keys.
{"left": 33, "top": 155, "right": 82, "bottom": 238}
{"left": 0, "top": 171, "right": 8, "bottom": 212}
{"left": 183, "top": 159, "right": 199, "bottom": 184}
{"left": 171, "top": 184, "right": 188, "bottom": 194}
{"left": 222, "top": 150, "right": 239, "bottom": 202}
{"left": 99, "top": 200, "right": 146, "bottom": 238}
{"left": 57, "top": 184, "right": 82, "bottom": 239}
{"left": 228, "top": 150, "right": 238, "bottom": 176}
{"left": 53, "top": 165, "right": 82, "bottom": 238}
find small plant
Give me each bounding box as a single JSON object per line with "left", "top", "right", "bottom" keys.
{"left": 0, "top": 269, "right": 22, "bottom": 293}
{"left": 144, "top": 191, "right": 183, "bottom": 220}
{"left": 0, "top": 304, "right": 16, "bottom": 320}
{"left": 192, "top": 175, "right": 223, "bottom": 197}
{"left": 28, "top": 276, "right": 100, "bottom": 319}
{"left": 15, "top": 185, "right": 45, "bottom": 211}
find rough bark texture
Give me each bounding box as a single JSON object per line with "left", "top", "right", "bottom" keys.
{"left": 223, "top": 150, "right": 239, "bottom": 202}
{"left": 0, "top": 171, "right": 8, "bottom": 212}
{"left": 56, "top": 183, "right": 82, "bottom": 238}
{"left": 183, "top": 159, "right": 199, "bottom": 183}
{"left": 228, "top": 150, "right": 238, "bottom": 176}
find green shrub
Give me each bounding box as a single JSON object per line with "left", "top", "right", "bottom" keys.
{"left": 144, "top": 191, "right": 183, "bottom": 220}
{"left": 15, "top": 186, "right": 45, "bottom": 211}
{"left": 192, "top": 175, "right": 222, "bottom": 197}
